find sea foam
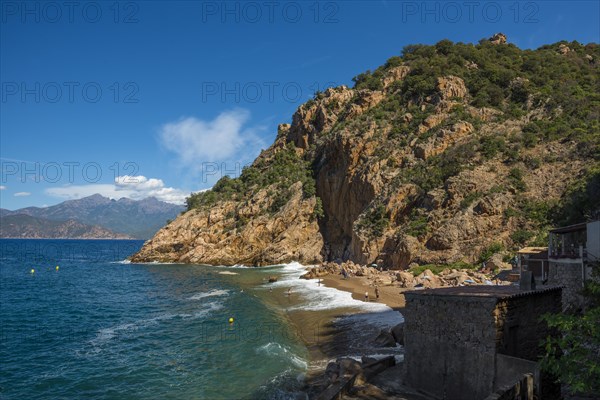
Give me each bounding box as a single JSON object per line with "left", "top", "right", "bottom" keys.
{"left": 266, "top": 262, "right": 393, "bottom": 312}
{"left": 188, "top": 289, "right": 229, "bottom": 300}
{"left": 256, "top": 342, "right": 308, "bottom": 369}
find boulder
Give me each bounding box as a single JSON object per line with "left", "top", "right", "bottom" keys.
{"left": 391, "top": 323, "right": 405, "bottom": 345}
{"left": 395, "top": 271, "right": 415, "bottom": 288}
{"left": 489, "top": 32, "right": 507, "bottom": 45}
{"left": 338, "top": 357, "right": 363, "bottom": 378}
{"left": 437, "top": 76, "right": 468, "bottom": 100}
{"left": 361, "top": 356, "right": 378, "bottom": 365}
{"left": 374, "top": 275, "right": 393, "bottom": 286}
{"left": 373, "top": 329, "right": 397, "bottom": 347}
{"left": 486, "top": 253, "right": 512, "bottom": 271}
{"left": 325, "top": 361, "right": 340, "bottom": 383}
{"left": 558, "top": 43, "right": 571, "bottom": 55}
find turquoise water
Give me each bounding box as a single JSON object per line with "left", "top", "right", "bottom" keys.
{"left": 0, "top": 240, "right": 310, "bottom": 399}
{"left": 0, "top": 239, "right": 403, "bottom": 399}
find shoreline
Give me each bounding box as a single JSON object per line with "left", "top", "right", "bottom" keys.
{"left": 262, "top": 266, "right": 407, "bottom": 398}
{"left": 268, "top": 267, "right": 407, "bottom": 397}
{"left": 320, "top": 274, "right": 407, "bottom": 311}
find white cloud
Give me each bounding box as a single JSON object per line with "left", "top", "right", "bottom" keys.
{"left": 45, "top": 175, "right": 191, "bottom": 205}
{"left": 115, "top": 175, "right": 165, "bottom": 191}
{"left": 159, "top": 109, "right": 266, "bottom": 171}
{"left": 14, "top": 192, "right": 31, "bottom": 197}
{"left": 0, "top": 185, "right": 6, "bottom": 190}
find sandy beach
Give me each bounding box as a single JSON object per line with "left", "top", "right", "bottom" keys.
{"left": 320, "top": 274, "right": 406, "bottom": 311}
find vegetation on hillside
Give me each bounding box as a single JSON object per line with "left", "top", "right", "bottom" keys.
{"left": 185, "top": 37, "right": 599, "bottom": 244}
{"left": 348, "top": 39, "right": 599, "bottom": 241}
{"left": 186, "top": 143, "right": 321, "bottom": 217}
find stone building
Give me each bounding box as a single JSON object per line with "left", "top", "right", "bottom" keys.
{"left": 403, "top": 285, "right": 562, "bottom": 400}
{"left": 517, "top": 247, "right": 549, "bottom": 283}
{"left": 548, "top": 220, "right": 600, "bottom": 310}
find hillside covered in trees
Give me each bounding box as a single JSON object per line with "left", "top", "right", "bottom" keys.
{"left": 132, "top": 34, "right": 599, "bottom": 268}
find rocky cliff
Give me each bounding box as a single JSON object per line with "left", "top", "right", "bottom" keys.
{"left": 132, "top": 35, "right": 600, "bottom": 268}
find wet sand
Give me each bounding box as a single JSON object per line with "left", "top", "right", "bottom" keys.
{"left": 263, "top": 273, "right": 406, "bottom": 360}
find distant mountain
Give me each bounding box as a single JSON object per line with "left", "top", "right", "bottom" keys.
{"left": 1, "top": 194, "right": 184, "bottom": 239}
{"left": 0, "top": 214, "right": 132, "bottom": 239}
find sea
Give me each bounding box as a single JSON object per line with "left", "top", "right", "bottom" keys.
{"left": 0, "top": 239, "right": 403, "bottom": 400}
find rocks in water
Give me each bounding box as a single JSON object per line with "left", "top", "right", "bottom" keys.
{"left": 361, "top": 356, "right": 378, "bottom": 365}
{"left": 338, "top": 357, "right": 363, "bottom": 377}
{"left": 373, "top": 329, "right": 397, "bottom": 347}
{"left": 325, "top": 361, "right": 340, "bottom": 383}
{"left": 322, "top": 356, "right": 397, "bottom": 392}
{"left": 391, "top": 323, "right": 405, "bottom": 345}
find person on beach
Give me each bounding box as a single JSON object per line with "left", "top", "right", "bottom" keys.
{"left": 287, "top": 288, "right": 292, "bottom": 296}
{"left": 375, "top": 286, "right": 380, "bottom": 301}
{"left": 341, "top": 268, "right": 348, "bottom": 280}
{"left": 364, "top": 291, "right": 369, "bottom": 302}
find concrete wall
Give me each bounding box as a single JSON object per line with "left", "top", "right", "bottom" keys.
{"left": 485, "top": 373, "right": 534, "bottom": 400}
{"left": 404, "top": 294, "right": 498, "bottom": 400}
{"left": 548, "top": 261, "right": 584, "bottom": 310}
{"left": 494, "top": 354, "right": 537, "bottom": 392}
{"left": 588, "top": 221, "right": 600, "bottom": 262}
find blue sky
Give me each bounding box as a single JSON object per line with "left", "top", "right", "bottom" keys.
{"left": 1, "top": 0, "right": 599, "bottom": 209}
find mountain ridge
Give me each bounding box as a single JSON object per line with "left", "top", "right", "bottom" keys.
{"left": 0, "top": 214, "right": 132, "bottom": 239}
{"left": 2, "top": 195, "right": 184, "bottom": 239}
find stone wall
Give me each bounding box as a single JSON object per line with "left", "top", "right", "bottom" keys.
{"left": 548, "top": 261, "right": 584, "bottom": 310}
{"left": 494, "top": 289, "right": 562, "bottom": 361}
{"left": 404, "top": 287, "right": 562, "bottom": 400}
{"left": 404, "top": 294, "right": 498, "bottom": 400}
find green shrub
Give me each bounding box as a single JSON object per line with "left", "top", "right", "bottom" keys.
{"left": 511, "top": 229, "right": 535, "bottom": 245}
{"left": 405, "top": 209, "right": 429, "bottom": 237}
{"left": 269, "top": 190, "right": 290, "bottom": 213}
{"left": 503, "top": 207, "right": 519, "bottom": 219}
{"left": 460, "top": 191, "right": 482, "bottom": 209}
{"left": 508, "top": 167, "right": 527, "bottom": 191}
{"left": 479, "top": 242, "right": 504, "bottom": 263}
{"left": 410, "top": 261, "right": 476, "bottom": 276}
{"left": 524, "top": 156, "right": 541, "bottom": 169}
{"left": 480, "top": 135, "right": 507, "bottom": 159}
{"left": 313, "top": 197, "right": 324, "bottom": 220}
{"left": 359, "top": 204, "right": 390, "bottom": 237}
{"left": 185, "top": 143, "right": 318, "bottom": 212}
{"left": 236, "top": 215, "right": 249, "bottom": 229}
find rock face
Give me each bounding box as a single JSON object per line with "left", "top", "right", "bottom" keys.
{"left": 131, "top": 182, "right": 323, "bottom": 265}
{"left": 489, "top": 32, "right": 507, "bottom": 45}
{"left": 132, "top": 36, "right": 599, "bottom": 268}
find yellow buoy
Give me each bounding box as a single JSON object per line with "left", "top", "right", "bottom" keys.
{"left": 228, "top": 317, "right": 234, "bottom": 324}
{"left": 56, "top": 266, "right": 59, "bottom": 271}
{"left": 30, "top": 268, "right": 35, "bottom": 274}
